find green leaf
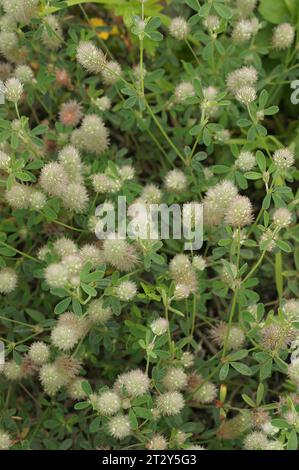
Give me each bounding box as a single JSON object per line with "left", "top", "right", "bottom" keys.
{"left": 231, "top": 362, "right": 252, "bottom": 376}
{"left": 54, "top": 297, "right": 71, "bottom": 315}
{"left": 242, "top": 394, "right": 256, "bottom": 407}
{"left": 219, "top": 363, "right": 229, "bottom": 381}
{"left": 256, "top": 383, "right": 264, "bottom": 406}
{"left": 74, "top": 401, "right": 90, "bottom": 410}
{"left": 287, "top": 429, "right": 298, "bottom": 450}
{"left": 128, "top": 409, "right": 138, "bottom": 430}
{"left": 259, "top": 0, "right": 289, "bottom": 23}
{"left": 244, "top": 171, "right": 262, "bottom": 180}
{"left": 213, "top": 2, "right": 232, "bottom": 19}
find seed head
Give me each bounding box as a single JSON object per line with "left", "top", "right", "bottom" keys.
{"left": 156, "top": 391, "right": 185, "bottom": 416}
{"left": 117, "top": 369, "right": 150, "bottom": 397}
{"left": 243, "top": 431, "right": 269, "bottom": 450}
{"left": 169, "top": 17, "right": 190, "bottom": 40}
{"left": 141, "top": 183, "right": 162, "bottom": 204}
{"left": 59, "top": 100, "right": 83, "bottom": 127}
{"left": 0, "top": 150, "right": 11, "bottom": 170}
{"left": 61, "top": 182, "right": 89, "bottom": 213}
{"left": 203, "top": 15, "right": 220, "bottom": 33}
{"left": 193, "top": 381, "right": 217, "bottom": 404}
{"left": 0, "top": 430, "right": 12, "bottom": 450}
{"left": 77, "top": 41, "right": 106, "bottom": 74}
{"left": 226, "top": 66, "right": 258, "bottom": 92}
{"left": 71, "top": 114, "right": 109, "bottom": 155}
{"left": 235, "top": 151, "right": 256, "bottom": 171}
{"left": 92, "top": 174, "right": 122, "bottom": 194}
{"left": 28, "top": 342, "right": 50, "bottom": 365}
{"left": 39, "top": 363, "right": 65, "bottom": 395}
{"left": 165, "top": 169, "right": 187, "bottom": 192}
{"left": 283, "top": 299, "right": 299, "bottom": 321}
{"left": 235, "top": 85, "right": 256, "bottom": 104}
{"left": 272, "top": 23, "right": 295, "bottom": 50}
{"left": 15, "top": 65, "right": 34, "bottom": 84}
{"left": 101, "top": 60, "right": 122, "bottom": 85}
{"left": 150, "top": 317, "right": 169, "bottom": 336}
{"left": 210, "top": 322, "right": 245, "bottom": 350}
{"left": 97, "top": 391, "right": 121, "bottom": 416}
{"left": 108, "top": 414, "right": 131, "bottom": 439}
{"left": 236, "top": 0, "right": 257, "bottom": 17}
{"left": 272, "top": 207, "right": 292, "bottom": 228}
{"left": 174, "top": 81, "right": 195, "bottom": 103}
{"left": 163, "top": 367, "right": 187, "bottom": 391}
{"left": 86, "top": 298, "right": 113, "bottom": 325}
{"left": 224, "top": 195, "right": 253, "bottom": 227}
{"left": 273, "top": 148, "right": 294, "bottom": 170}
{"left": 39, "top": 162, "right": 68, "bottom": 197}
{"left": 67, "top": 378, "right": 88, "bottom": 400}
{"left": 232, "top": 19, "right": 255, "bottom": 43}
{"left": 192, "top": 255, "right": 206, "bottom": 271}
{"left": 95, "top": 96, "right": 111, "bottom": 111}
{"left": 29, "top": 191, "right": 47, "bottom": 210}
{"left": 116, "top": 280, "right": 137, "bottom": 301}
{"left": 147, "top": 434, "right": 168, "bottom": 450}
{"left": 45, "top": 263, "right": 68, "bottom": 288}
{"left": 3, "top": 360, "right": 22, "bottom": 381}
{"left": 103, "top": 237, "right": 138, "bottom": 272}
{"left": 0, "top": 267, "right": 18, "bottom": 294}
{"left": 4, "top": 77, "right": 23, "bottom": 102}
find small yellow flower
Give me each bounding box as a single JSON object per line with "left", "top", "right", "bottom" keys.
{"left": 89, "top": 18, "right": 119, "bottom": 40}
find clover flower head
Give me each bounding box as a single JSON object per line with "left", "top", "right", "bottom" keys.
{"left": 45, "top": 263, "right": 68, "bottom": 288}
{"left": 108, "top": 415, "right": 131, "bottom": 439}
{"left": 243, "top": 432, "right": 269, "bottom": 450}
{"left": 87, "top": 298, "right": 113, "bottom": 325}
{"left": 272, "top": 207, "right": 292, "bottom": 228}
{"left": 162, "top": 367, "right": 187, "bottom": 391}
{"left": 235, "top": 151, "right": 256, "bottom": 171}
{"left": 156, "top": 391, "right": 185, "bottom": 416}
{"left": 59, "top": 100, "right": 83, "bottom": 127}
{"left": 28, "top": 342, "right": 50, "bottom": 365}
{"left": 224, "top": 195, "right": 253, "bottom": 227}
{"left": 0, "top": 150, "right": 11, "bottom": 170}
{"left": 101, "top": 60, "right": 122, "bottom": 85}
{"left": 210, "top": 322, "right": 245, "bottom": 350}
{"left": 39, "top": 363, "right": 65, "bottom": 396}
{"left": 103, "top": 236, "right": 138, "bottom": 272}
{"left": 147, "top": 434, "right": 168, "bottom": 450}
{"left": 165, "top": 169, "right": 187, "bottom": 192}
{"left": 236, "top": 0, "right": 257, "bottom": 18}
{"left": 5, "top": 77, "right": 23, "bottom": 102}
{"left": 174, "top": 81, "right": 195, "bottom": 103}
{"left": 273, "top": 148, "right": 294, "bottom": 170}
{"left": 97, "top": 391, "right": 121, "bottom": 416}
{"left": 15, "top": 65, "right": 34, "bottom": 84}
{"left": 272, "top": 23, "right": 295, "bottom": 50}
{"left": 67, "top": 378, "right": 88, "bottom": 401}
{"left": 77, "top": 41, "right": 106, "bottom": 73}
{"left": 150, "top": 317, "right": 169, "bottom": 336}
{"left": 3, "top": 360, "right": 22, "bottom": 381}
{"left": 116, "top": 280, "right": 137, "bottom": 301}
{"left": 235, "top": 85, "right": 256, "bottom": 104}
{"left": 0, "top": 429, "right": 12, "bottom": 450}
{"left": 169, "top": 17, "right": 190, "bottom": 40}
{"left": 0, "top": 267, "right": 18, "bottom": 294}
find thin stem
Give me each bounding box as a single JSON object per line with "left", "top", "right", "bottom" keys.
{"left": 144, "top": 99, "right": 186, "bottom": 164}
{"left": 0, "top": 240, "right": 40, "bottom": 263}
